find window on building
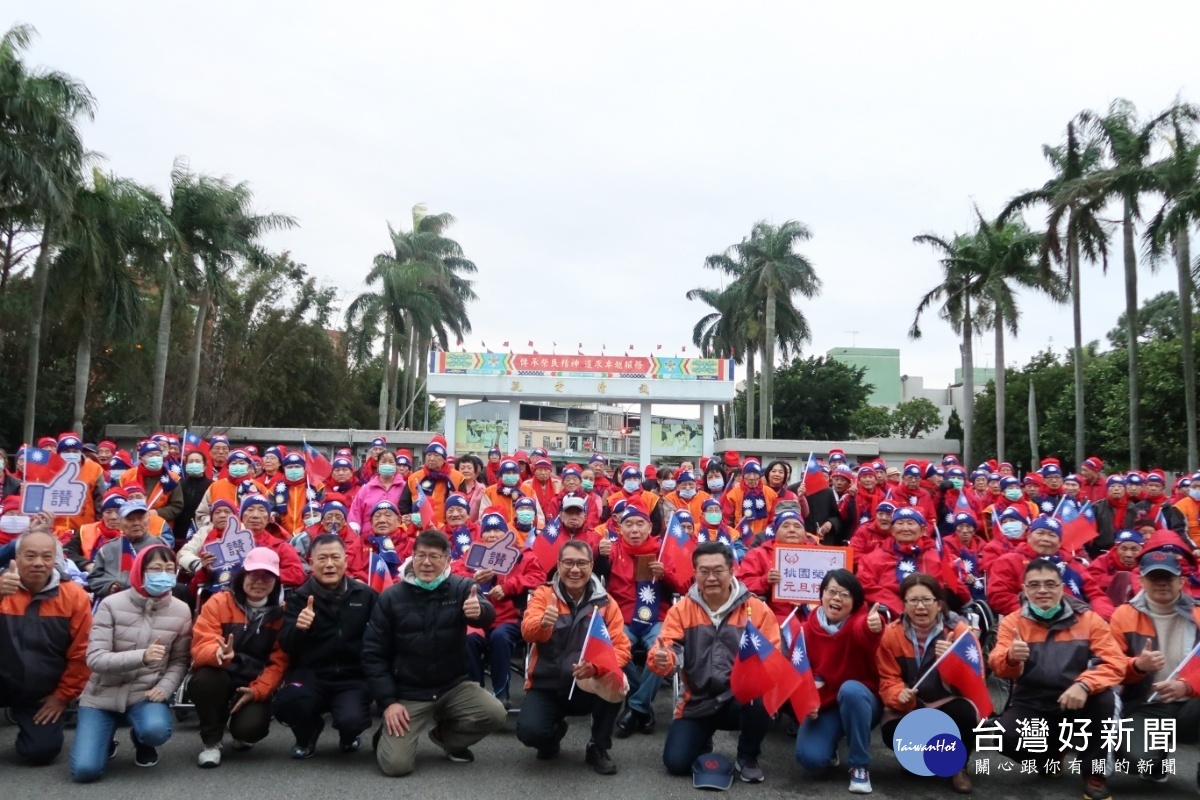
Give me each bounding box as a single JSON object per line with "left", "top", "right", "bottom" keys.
{"left": 628, "top": 439, "right": 639, "bottom": 457}
{"left": 569, "top": 436, "right": 579, "bottom": 450}
{"left": 555, "top": 437, "right": 564, "bottom": 449}
{"left": 523, "top": 433, "right": 532, "bottom": 448}
{"left": 542, "top": 436, "right": 551, "bottom": 448}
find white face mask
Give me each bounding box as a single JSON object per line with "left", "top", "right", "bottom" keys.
{"left": 0, "top": 515, "right": 30, "bottom": 534}
{"left": 661, "top": 480, "right": 677, "bottom": 492}
{"left": 1189, "top": 488, "right": 1200, "bottom": 502}
{"left": 1000, "top": 521, "right": 1025, "bottom": 539}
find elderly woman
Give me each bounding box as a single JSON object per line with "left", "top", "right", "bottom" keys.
{"left": 876, "top": 574, "right": 977, "bottom": 794}
{"left": 189, "top": 547, "right": 289, "bottom": 767}
{"left": 736, "top": 510, "right": 820, "bottom": 622}
{"left": 70, "top": 544, "right": 192, "bottom": 782}
{"left": 857, "top": 507, "right": 945, "bottom": 616}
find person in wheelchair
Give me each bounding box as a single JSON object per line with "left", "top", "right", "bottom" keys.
{"left": 456, "top": 511, "right": 546, "bottom": 708}
{"left": 736, "top": 510, "right": 820, "bottom": 623}
{"left": 1087, "top": 529, "right": 1144, "bottom": 607}
{"left": 858, "top": 507, "right": 944, "bottom": 617}
{"left": 986, "top": 517, "right": 1114, "bottom": 619}
{"left": 988, "top": 557, "right": 1126, "bottom": 800}
{"left": 877, "top": 573, "right": 977, "bottom": 794}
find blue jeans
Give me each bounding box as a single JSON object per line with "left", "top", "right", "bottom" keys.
{"left": 623, "top": 622, "right": 663, "bottom": 715}
{"left": 466, "top": 622, "right": 521, "bottom": 698}
{"left": 795, "top": 680, "right": 881, "bottom": 771}
{"left": 662, "top": 698, "right": 771, "bottom": 775}
{"left": 70, "top": 702, "right": 172, "bottom": 783}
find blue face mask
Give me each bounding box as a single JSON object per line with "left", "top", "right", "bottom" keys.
{"left": 502, "top": 473, "right": 520, "bottom": 487}
{"left": 285, "top": 466, "right": 306, "bottom": 482}
{"left": 412, "top": 573, "right": 448, "bottom": 592}
{"left": 707, "top": 477, "right": 725, "bottom": 492}
{"left": 1000, "top": 521, "right": 1025, "bottom": 539}
{"left": 143, "top": 572, "right": 177, "bottom": 597}
{"left": 61, "top": 452, "right": 82, "bottom": 462}
{"left": 679, "top": 487, "right": 697, "bottom": 500}
{"left": 378, "top": 464, "right": 397, "bottom": 478}
{"left": 704, "top": 511, "right": 722, "bottom": 526}
{"left": 1004, "top": 489, "right": 1023, "bottom": 501}
{"left": 516, "top": 510, "right": 536, "bottom": 526}
{"left": 144, "top": 456, "right": 164, "bottom": 472}
{"left": 623, "top": 479, "right": 641, "bottom": 493}
{"left": 228, "top": 463, "right": 249, "bottom": 478}
{"left": 661, "top": 480, "right": 677, "bottom": 492}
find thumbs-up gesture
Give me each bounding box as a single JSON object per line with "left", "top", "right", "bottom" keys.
{"left": 540, "top": 601, "right": 560, "bottom": 629}
{"left": 296, "top": 595, "right": 316, "bottom": 631}
{"left": 934, "top": 632, "right": 955, "bottom": 659}
{"left": 652, "top": 639, "right": 671, "bottom": 671}
{"left": 1007, "top": 629, "right": 1030, "bottom": 664}
{"left": 463, "top": 584, "right": 482, "bottom": 620}
{"left": 0, "top": 560, "right": 20, "bottom": 597}
{"left": 1134, "top": 640, "right": 1166, "bottom": 674}
{"left": 867, "top": 603, "right": 884, "bottom": 633}
{"left": 215, "top": 633, "right": 235, "bottom": 665}
{"left": 598, "top": 536, "right": 612, "bottom": 557}
{"left": 143, "top": 637, "right": 166, "bottom": 666}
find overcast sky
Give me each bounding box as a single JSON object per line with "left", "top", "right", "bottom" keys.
{"left": 12, "top": 2, "right": 1199, "bottom": 400}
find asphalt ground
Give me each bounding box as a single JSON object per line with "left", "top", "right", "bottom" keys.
{"left": 0, "top": 679, "right": 1195, "bottom": 800}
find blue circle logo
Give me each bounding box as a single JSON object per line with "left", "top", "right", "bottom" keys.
{"left": 892, "top": 708, "right": 967, "bottom": 777}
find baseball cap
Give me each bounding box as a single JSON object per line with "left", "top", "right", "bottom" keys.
{"left": 1139, "top": 551, "right": 1183, "bottom": 576}
{"left": 119, "top": 499, "right": 148, "bottom": 518}
{"left": 242, "top": 547, "right": 281, "bottom": 577}
{"left": 692, "top": 752, "right": 735, "bottom": 791}
{"left": 561, "top": 495, "right": 587, "bottom": 512}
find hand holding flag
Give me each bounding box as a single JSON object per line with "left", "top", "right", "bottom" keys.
{"left": 802, "top": 453, "right": 829, "bottom": 496}
{"left": 912, "top": 629, "right": 994, "bottom": 717}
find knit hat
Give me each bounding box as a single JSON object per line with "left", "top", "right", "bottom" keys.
{"left": 481, "top": 512, "right": 508, "bottom": 533}
{"left": 774, "top": 509, "right": 802, "bottom": 528}
{"left": 488, "top": 445, "right": 502, "bottom": 457}
{"left": 264, "top": 446, "right": 285, "bottom": 461}
{"left": 335, "top": 447, "right": 353, "bottom": 458}
{"left": 645, "top": 465, "right": 658, "bottom": 481}
{"left": 1063, "top": 473, "right": 1081, "bottom": 484}
{"left": 137, "top": 440, "right": 162, "bottom": 457}
{"left": 561, "top": 465, "right": 581, "bottom": 479}
{"left": 676, "top": 510, "right": 694, "bottom": 525}
{"left": 395, "top": 452, "right": 412, "bottom": 467}
{"left": 891, "top": 506, "right": 926, "bottom": 527}
{"left": 100, "top": 488, "right": 127, "bottom": 512}
{"left": 999, "top": 476, "right": 1020, "bottom": 491}
{"left": 514, "top": 496, "right": 536, "bottom": 512}
{"left": 1125, "top": 472, "right": 1144, "bottom": 485}
{"left": 1146, "top": 471, "right": 1166, "bottom": 485}
{"left": 239, "top": 495, "right": 271, "bottom": 516}
{"left": 1082, "top": 456, "right": 1103, "bottom": 471}
{"left": 946, "top": 466, "right": 966, "bottom": 479}
{"left": 998, "top": 507, "right": 1028, "bottom": 523}
{"left": 857, "top": 466, "right": 875, "bottom": 477}
{"left": 902, "top": 464, "right": 921, "bottom": 478}
{"left": 742, "top": 460, "right": 762, "bottom": 475}
{"left": 370, "top": 437, "right": 386, "bottom": 448}
{"left": 36, "top": 437, "right": 56, "bottom": 449}
{"left": 210, "top": 435, "right": 230, "bottom": 447}
{"left": 588, "top": 453, "right": 607, "bottom": 465}
{"left": 620, "top": 465, "right": 641, "bottom": 481}
{"left": 970, "top": 469, "right": 988, "bottom": 480}
{"left": 370, "top": 500, "right": 400, "bottom": 518}
{"left": 227, "top": 449, "right": 251, "bottom": 463}
{"left": 1029, "top": 517, "right": 1062, "bottom": 537}
{"left": 1106, "top": 475, "right": 1126, "bottom": 486}
{"left": 701, "top": 498, "right": 721, "bottom": 512}
{"left": 722, "top": 451, "right": 740, "bottom": 469}
{"left": 322, "top": 499, "right": 348, "bottom": 517}
{"left": 500, "top": 459, "right": 519, "bottom": 473}
{"left": 426, "top": 441, "right": 448, "bottom": 458}
{"left": 1114, "top": 530, "right": 1144, "bottom": 546}
{"left": 952, "top": 512, "right": 977, "bottom": 528}
{"left": 622, "top": 499, "right": 651, "bottom": 522}
{"left": 56, "top": 433, "right": 83, "bottom": 452}
{"left": 942, "top": 454, "right": 960, "bottom": 466}
{"left": 332, "top": 457, "right": 353, "bottom": 470}
{"left": 1041, "top": 464, "right": 1062, "bottom": 477}
{"left": 828, "top": 448, "right": 846, "bottom": 462}
{"left": 831, "top": 465, "right": 854, "bottom": 481}
{"left": 210, "top": 499, "right": 236, "bottom": 517}
{"left": 282, "top": 453, "right": 305, "bottom": 468}
{"left": 1, "top": 495, "right": 21, "bottom": 515}
{"left": 445, "top": 492, "right": 470, "bottom": 512}
{"left": 533, "top": 457, "right": 553, "bottom": 472}
{"left": 676, "top": 470, "right": 696, "bottom": 484}
{"left": 876, "top": 500, "right": 896, "bottom": 514}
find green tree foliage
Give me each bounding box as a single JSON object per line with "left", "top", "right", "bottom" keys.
{"left": 890, "top": 398, "right": 943, "bottom": 438}
{"left": 849, "top": 404, "right": 893, "bottom": 440}
{"left": 1106, "top": 291, "right": 1180, "bottom": 348}
{"left": 945, "top": 409, "right": 964, "bottom": 443}
{"left": 732, "top": 356, "right": 872, "bottom": 440}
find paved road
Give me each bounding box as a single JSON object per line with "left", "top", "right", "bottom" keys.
{"left": 1, "top": 686, "right": 1195, "bottom": 799}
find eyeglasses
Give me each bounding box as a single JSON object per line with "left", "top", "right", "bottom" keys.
{"left": 905, "top": 597, "right": 938, "bottom": 606}
{"left": 696, "top": 567, "right": 729, "bottom": 579}
{"left": 1023, "top": 581, "right": 1062, "bottom": 591}
{"left": 143, "top": 565, "right": 174, "bottom": 574}
{"left": 412, "top": 552, "right": 447, "bottom": 563}
{"left": 558, "top": 559, "right": 592, "bottom": 571}
{"left": 822, "top": 588, "right": 852, "bottom": 600}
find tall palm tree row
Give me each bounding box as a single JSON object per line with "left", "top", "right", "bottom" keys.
{"left": 689, "top": 220, "right": 820, "bottom": 440}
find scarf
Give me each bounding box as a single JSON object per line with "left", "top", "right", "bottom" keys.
{"left": 954, "top": 547, "right": 986, "bottom": 601}
{"left": 368, "top": 534, "right": 401, "bottom": 578}
{"left": 528, "top": 478, "right": 557, "bottom": 517}
{"left": 740, "top": 483, "right": 768, "bottom": 523}
{"left": 698, "top": 524, "right": 734, "bottom": 548}
{"left": 496, "top": 483, "right": 523, "bottom": 500}
{"left": 273, "top": 477, "right": 318, "bottom": 522}
{"left": 604, "top": 515, "right": 622, "bottom": 542}
{"left": 814, "top": 606, "right": 846, "bottom": 635}
{"left": 90, "top": 521, "right": 122, "bottom": 561}
{"left": 329, "top": 479, "right": 358, "bottom": 496}
{"left": 444, "top": 522, "right": 479, "bottom": 560}
{"left": 138, "top": 462, "right": 180, "bottom": 496}
{"left": 891, "top": 540, "right": 920, "bottom": 587}
{"left": 485, "top": 461, "right": 502, "bottom": 486}
{"left": 623, "top": 536, "right": 663, "bottom": 637}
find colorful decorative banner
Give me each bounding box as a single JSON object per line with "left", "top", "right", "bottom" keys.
{"left": 433, "top": 352, "right": 731, "bottom": 381}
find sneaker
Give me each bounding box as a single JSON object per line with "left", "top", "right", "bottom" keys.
{"left": 429, "top": 727, "right": 474, "bottom": 763}
{"left": 339, "top": 735, "right": 361, "bottom": 753}
{"left": 585, "top": 741, "right": 617, "bottom": 775}
{"left": 849, "top": 767, "right": 873, "bottom": 794}
{"left": 230, "top": 739, "right": 254, "bottom": 752}
{"left": 736, "top": 758, "right": 765, "bottom": 783}
{"left": 107, "top": 740, "right": 118, "bottom": 760}
{"left": 133, "top": 741, "right": 159, "bottom": 768}
{"left": 291, "top": 719, "right": 325, "bottom": 760}
{"left": 1083, "top": 776, "right": 1112, "bottom": 800}
{"left": 197, "top": 747, "right": 221, "bottom": 768}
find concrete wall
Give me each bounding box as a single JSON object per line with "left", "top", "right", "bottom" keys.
{"left": 103, "top": 425, "right": 435, "bottom": 459}
{"left": 711, "top": 437, "right": 960, "bottom": 472}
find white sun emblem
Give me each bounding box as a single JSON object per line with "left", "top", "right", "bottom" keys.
{"left": 962, "top": 560, "right": 974, "bottom": 574}
{"left": 456, "top": 533, "right": 471, "bottom": 546}
{"left": 595, "top": 625, "right": 609, "bottom": 641}
{"left": 945, "top": 513, "right": 955, "bottom": 523}
{"left": 898, "top": 560, "right": 916, "bottom": 574}
{"left": 748, "top": 632, "right": 763, "bottom": 650}
{"left": 638, "top": 586, "right": 658, "bottom": 604}
{"left": 792, "top": 647, "right": 805, "bottom": 666}
{"left": 719, "top": 535, "right": 730, "bottom": 546}
{"left": 964, "top": 644, "right": 980, "bottom": 665}
{"left": 1067, "top": 579, "right": 1080, "bottom": 595}
{"left": 1040, "top": 500, "right": 1054, "bottom": 513}
{"left": 909, "top": 497, "right": 918, "bottom": 506}
{"left": 754, "top": 498, "right": 766, "bottom": 510}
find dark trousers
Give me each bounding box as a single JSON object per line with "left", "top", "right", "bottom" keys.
{"left": 516, "top": 687, "right": 621, "bottom": 752}
{"left": 0, "top": 681, "right": 63, "bottom": 765}
{"left": 882, "top": 697, "right": 978, "bottom": 754}
{"left": 998, "top": 691, "right": 1116, "bottom": 776}
{"left": 1123, "top": 698, "right": 1200, "bottom": 778}
{"left": 273, "top": 669, "right": 371, "bottom": 745}
{"left": 662, "top": 698, "right": 771, "bottom": 776}
{"left": 466, "top": 622, "right": 521, "bottom": 698}
{"left": 187, "top": 667, "right": 273, "bottom": 747}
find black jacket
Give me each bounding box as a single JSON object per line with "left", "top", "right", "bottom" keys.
{"left": 1090, "top": 499, "right": 1138, "bottom": 556}
{"left": 279, "top": 576, "right": 376, "bottom": 683}
{"left": 798, "top": 486, "right": 844, "bottom": 545}
{"left": 362, "top": 572, "right": 495, "bottom": 706}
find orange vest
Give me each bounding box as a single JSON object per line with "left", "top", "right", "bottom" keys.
{"left": 64, "top": 458, "right": 104, "bottom": 531}
{"left": 482, "top": 484, "right": 520, "bottom": 524}
{"left": 408, "top": 468, "right": 464, "bottom": 527}
{"left": 119, "top": 466, "right": 178, "bottom": 512}
{"left": 79, "top": 521, "right": 118, "bottom": 561}
{"left": 723, "top": 483, "right": 778, "bottom": 535}
{"left": 204, "top": 477, "right": 269, "bottom": 509}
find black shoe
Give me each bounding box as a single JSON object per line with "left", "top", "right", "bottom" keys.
{"left": 497, "top": 690, "right": 512, "bottom": 712}
{"left": 372, "top": 726, "right": 383, "bottom": 753}
{"left": 636, "top": 707, "right": 656, "bottom": 735}
{"left": 615, "top": 707, "right": 639, "bottom": 739}
{"left": 291, "top": 719, "right": 325, "bottom": 760}
{"left": 536, "top": 719, "right": 567, "bottom": 760}
{"left": 339, "top": 735, "right": 361, "bottom": 753}
{"left": 429, "top": 727, "right": 474, "bottom": 763}
{"left": 108, "top": 740, "right": 118, "bottom": 760}
{"left": 585, "top": 741, "right": 617, "bottom": 775}
{"left": 133, "top": 737, "right": 158, "bottom": 768}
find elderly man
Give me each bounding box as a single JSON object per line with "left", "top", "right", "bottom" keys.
{"left": 364, "top": 530, "right": 507, "bottom": 776}
{"left": 1110, "top": 551, "right": 1200, "bottom": 783}
{"left": 989, "top": 558, "right": 1126, "bottom": 800}
{"left": 518, "top": 540, "right": 630, "bottom": 774}
{"left": 0, "top": 526, "right": 93, "bottom": 765}
{"left": 399, "top": 440, "right": 464, "bottom": 529}
{"left": 275, "top": 534, "right": 377, "bottom": 759}
{"left": 87, "top": 498, "right": 169, "bottom": 596}
{"left": 651, "top": 541, "right": 780, "bottom": 783}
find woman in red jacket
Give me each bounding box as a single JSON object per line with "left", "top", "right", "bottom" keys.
{"left": 736, "top": 510, "right": 819, "bottom": 622}
{"left": 795, "top": 569, "right": 884, "bottom": 794}
{"left": 456, "top": 511, "right": 546, "bottom": 708}
{"left": 857, "top": 507, "right": 944, "bottom": 616}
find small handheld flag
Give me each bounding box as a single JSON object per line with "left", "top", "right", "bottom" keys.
{"left": 580, "top": 605, "right": 622, "bottom": 676}
{"left": 803, "top": 453, "right": 829, "bottom": 497}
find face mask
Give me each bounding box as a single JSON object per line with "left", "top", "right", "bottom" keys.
{"left": 1003, "top": 489, "right": 1022, "bottom": 501}
{"left": 950, "top": 478, "right": 964, "bottom": 489}
{"left": 581, "top": 480, "right": 594, "bottom": 492}
{"left": 661, "top": 480, "right": 677, "bottom": 492}
{"left": 0, "top": 516, "right": 30, "bottom": 534}
{"left": 185, "top": 463, "right": 206, "bottom": 477}
{"left": 378, "top": 464, "right": 397, "bottom": 478}
{"left": 1189, "top": 488, "right": 1200, "bottom": 502}
{"left": 412, "top": 573, "right": 448, "bottom": 592}
{"left": 304, "top": 514, "right": 321, "bottom": 527}
{"left": 680, "top": 487, "right": 697, "bottom": 500}
{"left": 109, "top": 468, "right": 126, "bottom": 481}
{"left": 623, "top": 479, "right": 641, "bottom": 493}
{"left": 61, "top": 452, "right": 81, "bottom": 462}
{"left": 144, "top": 456, "right": 163, "bottom": 472}
{"left": 707, "top": 477, "right": 725, "bottom": 492}
{"left": 1000, "top": 521, "right": 1025, "bottom": 539}
{"left": 143, "top": 572, "right": 177, "bottom": 597}
{"left": 410, "top": 511, "right": 422, "bottom": 527}
{"left": 285, "top": 467, "right": 306, "bottom": 482}
{"left": 516, "top": 510, "right": 536, "bottom": 526}
{"left": 502, "top": 473, "right": 519, "bottom": 487}
{"left": 228, "top": 463, "right": 249, "bottom": 478}
{"left": 704, "top": 511, "right": 722, "bottom": 526}
{"left": 1028, "top": 601, "right": 1061, "bottom": 620}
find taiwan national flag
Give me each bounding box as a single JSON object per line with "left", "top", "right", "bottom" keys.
{"left": 368, "top": 551, "right": 394, "bottom": 593}
{"left": 23, "top": 447, "right": 65, "bottom": 483}
{"left": 580, "top": 606, "right": 622, "bottom": 676}
{"left": 183, "top": 430, "right": 210, "bottom": 459}
{"left": 767, "top": 629, "right": 821, "bottom": 719}
{"left": 731, "top": 620, "right": 800, "bottom": 715}
{"left": 936, "top": 630, "right": 993, "bottom": 717}
{"left": 1174, "top": 641, "right": 1200, "bottom": 689}
{"left": 528, "top": 518, "right": 564, "bottom": 573}
{"left": 660, "top": 511, "right": 695, "bottom": 583}
{"left": 413, "top": 482, "right": 433, "bottom": 527}
{"left": 1054, "top": 499, "right": 1098, "bottom": 554}
{"left": 302, "top": 442, "right": 332, "bottom": 484}
{"left": 120, "top": 536, "right": 137, "bottom": 574}
{"left": 802, "top": 453, "right": 829, "bottom": 497}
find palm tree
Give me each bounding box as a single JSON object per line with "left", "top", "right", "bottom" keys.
{"left": 910, "top": 231, "right": 984, "bottom": 468}
{"left": 1002, "top": 119, "right": 1111, "bottom": 466}
{"left": 687, "top": 284, "right": 748, "bottom": 437}
{"left": 0, "top": 24, "right": 95, "bottom": 442}
{"left": 1146, "top": 105, "right": 1200, "bottom": 468}
{"left": 971, "top": 213, "right": 1065, "bottom": 462}
{"left": 1079, "top": 99, "right": 1172, "bottom": 469}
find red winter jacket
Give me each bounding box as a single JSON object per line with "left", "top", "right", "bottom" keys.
{"left": 600, "top": 536, "right": 688, "bottom": 626}
{"left": 802, "top": 608, "right": 883, "bottom": 710}
{"left": 985, "top": 543, "right": 1115, "bottom": 619}
{"left": 882, "top": 486, "right": 938, "bottom": 535}
{"left": 736, "top": 538, "right": 816, "bottom": 622}
{"left": 857, "top": 542, "right": 945, "bottom": 616}
{"left": 849, "top": 521, "right": 891, "bottom": 562}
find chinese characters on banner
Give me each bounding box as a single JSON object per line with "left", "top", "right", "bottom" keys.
{"left": 970, "top": 717, "right": 1177, "bottom": 777}
{"left": 772, "top": 544, "right": 853, "bottom": 604}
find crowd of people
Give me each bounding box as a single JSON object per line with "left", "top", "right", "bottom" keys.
{"left": 0, "top": 432, "right": 1197, "bottom": 798}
